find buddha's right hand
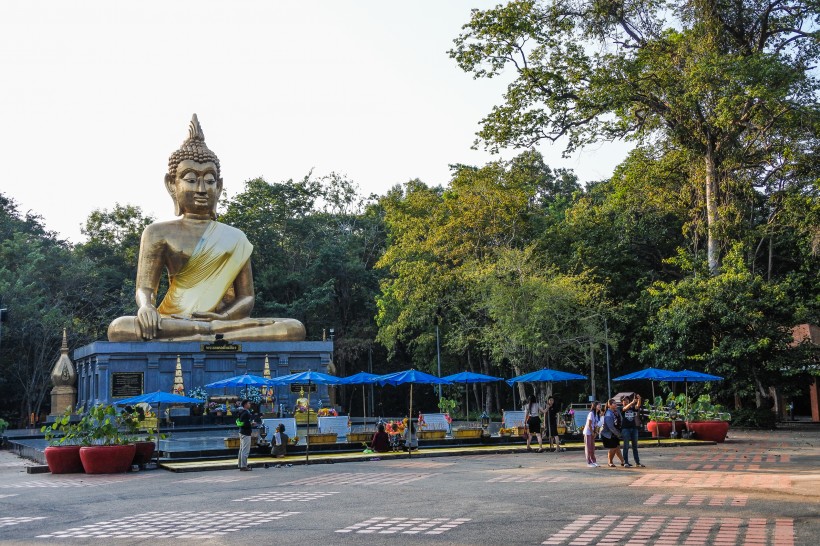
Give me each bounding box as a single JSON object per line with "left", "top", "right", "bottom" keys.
{"left": 137, "top": 304, "right": 162, "bottom": 340}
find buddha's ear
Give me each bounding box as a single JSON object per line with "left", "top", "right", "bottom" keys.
{"left": 211, "top": 176, "right": 224, "bottom": 220}
{"left": 165, "top": 174, "right": 181, "bottom": 216}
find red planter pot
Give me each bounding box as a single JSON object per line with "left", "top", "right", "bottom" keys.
{"left": 131, "top": 441, "right": 156, "bottom": 467}
{"left": 646, "top": 421, "right": 686, "bottom": 438}
{"left": 44, "top": 445, "right": 84, "bottom": 474}
{"left": 686, "top": 421, "right": 729, "bottom": 443}
{"left": 79, "top": 444, "right": 137, "bottom": 474}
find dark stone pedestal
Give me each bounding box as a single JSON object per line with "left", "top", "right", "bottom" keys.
{"left": 72, "top": 340, "right": 333, "bottom": 408}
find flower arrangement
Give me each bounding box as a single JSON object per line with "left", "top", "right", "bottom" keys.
{"left": 239, "top": 386, "right": 263, "bottom": 405}
{"left": 289, "top": 436, "right": 299, "bottom": 445}
{"left": 188, "top": 386, "right": 208, "bottom": 403}
{"left": 317, "top": 408, "right": 338, "bottom": 417}
{"left": 498, "top": 427, "right": 516, "bottom": 436}
{"left": 208, "top": 402, "right": 226, "bottom": 413}
{"left": 386, "top": 419, "right": 407, "bottom": 436}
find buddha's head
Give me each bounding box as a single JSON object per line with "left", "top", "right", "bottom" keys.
{"left": 165, "top": 114, "right": 223, "bottom": 219}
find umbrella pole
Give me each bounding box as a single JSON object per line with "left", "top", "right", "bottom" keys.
{"left": 362, "top": 385, "right": 367, "bottom": 430}
{"left": 466, "top": 383, "right": 469, "bottom": 422}
{"left": 408, "top": 383, "right": 413, "bottom": 460}
{"left": 306, "top": 383, "right": 311, "bottom": 465}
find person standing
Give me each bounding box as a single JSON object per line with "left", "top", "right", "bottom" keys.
{"left": 403, "top": 421, "right": 418, "bottom": 451}
{"left": 544, "top": 396, "right": 562, "bottom": 452}
{"left": 601, "top": 399, "right": 624, "bottom": 467}
{"left": 236, "top": 399, "right": 255, "bottom": 471}
{"left": 620, "top": 394, "right": 645, "bottom": 467}
{"left": 583, "top": 401, "right": 601, "bottom": 467}
{"left": 525, "top": 395, "right": 544, "bottom": 452}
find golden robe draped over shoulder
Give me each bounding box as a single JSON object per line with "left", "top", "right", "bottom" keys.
{"left": 157, "top": 221, "right": 253, "bottom": 317}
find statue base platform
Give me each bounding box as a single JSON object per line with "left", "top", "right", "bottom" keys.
{"left": 72, "top": 340, "right": 333, "bottom": 408}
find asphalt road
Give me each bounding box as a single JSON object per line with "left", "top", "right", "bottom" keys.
{"left": 0, "top": 429, "right": 817, "bottom": 545}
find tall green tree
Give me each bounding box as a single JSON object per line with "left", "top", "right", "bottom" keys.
{"left": 451, "top": 0, "right": 819, "bottom": 274}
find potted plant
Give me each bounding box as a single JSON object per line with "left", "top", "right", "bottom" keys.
{"left": 78, "top": 404, "right": 136, "bottom": 474}
{"left": 41, "top": 408, "right": 87, "bottom": 474}
{"left": 685, "top": 395, "right": 731, "bottom": 442}
{"left": 121, "top": 409, "right": 159, "bottom": 468}
{"left": 646, "top": 396, "right": 673, "bottom": 438}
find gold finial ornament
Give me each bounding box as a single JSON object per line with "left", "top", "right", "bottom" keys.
{"left": 49, "top": 329, "right": 77, "bottom": 417}
{"left": 173, "top": 355, "right": 184, "bottom": 395}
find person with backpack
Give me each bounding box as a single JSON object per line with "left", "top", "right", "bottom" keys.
{"left": 620, "top": 393, "right": 645, "bottom": 467}
{"left": 601, "top": 398, "right": 625, "bottom": 467}
{"left": 236, "top": 399, "right": 256, "bottom": 471}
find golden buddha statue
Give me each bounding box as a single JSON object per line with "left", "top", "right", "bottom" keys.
{"left": 107, "top": 115, "right": 306, "bottom": 342}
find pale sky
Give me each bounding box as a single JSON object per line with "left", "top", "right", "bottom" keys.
{"left": 0, "top": 1, "right": 631, "bottom": 242}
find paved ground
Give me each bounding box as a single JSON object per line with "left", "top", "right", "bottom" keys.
{"left": 0, "top": 429, "right": 817, "bottom": 545}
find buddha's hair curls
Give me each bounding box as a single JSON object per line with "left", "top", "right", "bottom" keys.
{"left": 167, "top": 114, "right": 221, "bottom": 179}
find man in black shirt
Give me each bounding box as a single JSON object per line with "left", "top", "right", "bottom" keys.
{"left": 620, "top": 394, "right": 644, "bottom": 467}
{"left": 237, "top": 399, "right": 255, "bottom": 471}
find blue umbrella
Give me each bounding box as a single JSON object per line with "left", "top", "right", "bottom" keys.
{"left": 204, "top": 373, "right": 279, "bottom": 389}
{"left": 113, "top": 391, "right": 203, "bottom": 406}
{"left": 115, "top": 391, "right": 204, "bottom": 466}
{"left": 613, "top": 367, "right": 681, "bottom": 402}
{"left": 337, "top": 372, "right": 382, "bottom": 385}
{"left": 659, "top": 369, "right": 724, "bottom": 421}
{"left": 376, "top": 369, "right": 452, "bottom": 459}
{"left": 613, "top": 367, "right": 679, "bottom": 382}
{"left": 506, "top": 368, "right": 587, "bottom": 446}
{"left": 506, "top": 368, "right": 588, "bottom": 386}
{"left": 273, "top": 370, "right": 342, "bottom": 463}
{"left": 377, "top": 369, "right": 452, "bottom": 386}
{"left": 442, "top": 372, "right": 504, "bottom": 420}
{"left": 337, "top": 372, "right": 381, "bottom": 427}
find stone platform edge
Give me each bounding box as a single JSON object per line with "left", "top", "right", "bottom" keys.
{"left": 159, "top": 438, "right": 716, "bottom": 472}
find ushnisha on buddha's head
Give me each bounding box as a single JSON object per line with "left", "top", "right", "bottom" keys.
{"left": 165, "top": 114, "right": 223, "bottom": 220}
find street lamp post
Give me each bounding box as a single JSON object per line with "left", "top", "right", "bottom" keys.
{"left": 435, "top": 322, "right": 442, "bottom": 400}
{"left": 604, "top": 317, "right": 611, "bottom": 400}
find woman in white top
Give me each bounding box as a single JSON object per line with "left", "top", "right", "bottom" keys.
{"left": 525, "top": 395, "right": 544, "bottom": 452}
{"left": 583, "top": 401, "right": 601, "bottom": 467}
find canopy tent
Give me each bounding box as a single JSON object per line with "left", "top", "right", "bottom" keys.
{"left": 506, "top": 368, "right": 588, "bottom": 450}
{"left": 613, "top": 367, "right": 680, "bottom": 401}
{"left": 441, "top": 371, "right": 504, "bottom": 420}
{"left": 273, "top": 371, "right": 342, "bottom": 464}
{"left": 376, "top": 369, "right": 452, "bottom": 459}
{"left": 337, "top": 372, "right": 382, "bottom": 428}
{"left": 114, "top": 391, "right": 203, "bottom": 465}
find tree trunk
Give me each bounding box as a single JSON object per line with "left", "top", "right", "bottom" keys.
{"left": 480, "top": 353, "right": 493, "bottom": 414}
{"left": 705, "top": 146, "right": 720, "bottom": 275}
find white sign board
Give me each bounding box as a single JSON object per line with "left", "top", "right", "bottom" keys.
{"left": 262, "top": 418, "right": 297, "bottom": 440}
{"left": 420, "top": 413, "right": 451, "bottom": 433}
{"left": 318, "top": 416, "right": 350, "bottom": 438}
{"left": 503, "top": 410, "right": 526, "bottom": 427}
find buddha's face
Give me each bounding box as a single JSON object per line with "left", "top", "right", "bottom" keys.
{"left": 165, "top": 159, "right": 222, "bottom": 218}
